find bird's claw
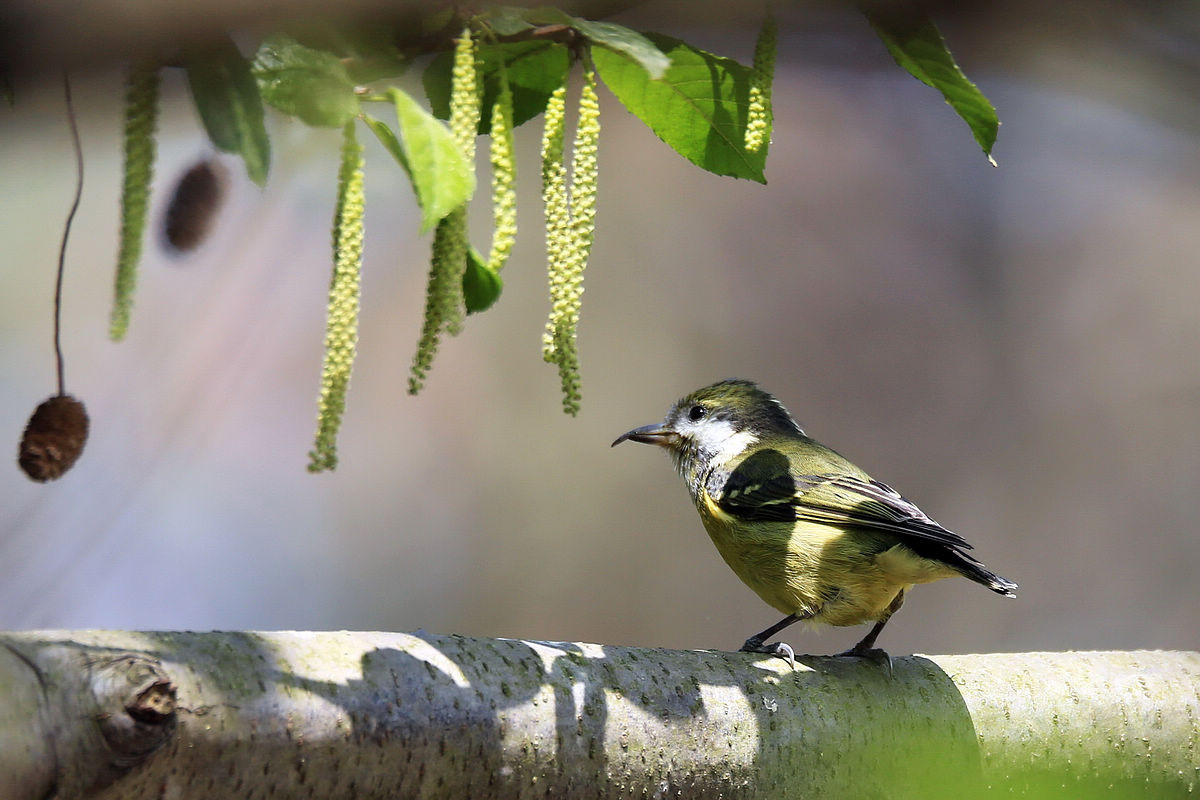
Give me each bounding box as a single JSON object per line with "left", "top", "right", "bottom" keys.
{"left": 836, "top": 645, "right": 893, "bottom": 675}
{"left": 740, "top": 638, "right": 796, "bottom": 669}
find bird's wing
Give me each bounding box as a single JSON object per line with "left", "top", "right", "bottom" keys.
{"left": 713, "top": 448, "right": 972, "bottom": 551}
{"left": 791, "top": 474, "right": 972, "bottom": 550}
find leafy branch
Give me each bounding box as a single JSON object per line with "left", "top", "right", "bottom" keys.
{"left": 100, "top": 4, "right": 998, "bottom": 471}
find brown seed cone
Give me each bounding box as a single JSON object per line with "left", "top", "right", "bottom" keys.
{"left": 164, "top": 159, "right": 226, "bottom": 252}
{"left": 18, "top": 394, "right": 89, "bottom": 482}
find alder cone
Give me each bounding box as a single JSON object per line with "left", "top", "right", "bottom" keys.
{"left": 18, "top": 394, "right": 89, "bottom": 482}
{"left": 164, "top": 160, "right": 225, "bottom": 252}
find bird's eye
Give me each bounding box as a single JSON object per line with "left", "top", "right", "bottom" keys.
{"left": 688, "top": 405, "right": 707, "bottom": 422}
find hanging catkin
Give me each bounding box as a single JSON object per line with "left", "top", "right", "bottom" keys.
{"left": 20, "top": 76, "right": 90, "bottom": 483}
{"left": 486, "top": 63, "right": 517, "bottom": 273}
{"left": 744, "top": 13, "right": 777, "bottom": 154}
{"left": 110, "top": 64, "right": 160, "bottom": 341}
{"left": 540, "top": 84, "right": 569, "bottom": 365}
{"left": 308, "top": 122, "right": 365, "bottom": 472}
{"left": 542, "top": 70, "right": 600, "bottom": 416}
{"left": 409, "top": 27, "right": 480, "bottom": 394}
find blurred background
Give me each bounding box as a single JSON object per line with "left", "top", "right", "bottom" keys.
{"left": 2, "top": 1, "right": 1198, "bottom": 657}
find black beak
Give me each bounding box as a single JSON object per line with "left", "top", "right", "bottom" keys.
{"left": 612, "top": 423, "right": 678, "bottom": 448}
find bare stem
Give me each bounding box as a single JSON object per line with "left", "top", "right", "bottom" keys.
{"left": 56, "top": 72, "right": 84, "bottom": 397}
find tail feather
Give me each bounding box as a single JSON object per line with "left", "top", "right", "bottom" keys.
{"left": 900, "top": 538, "right": 1017, "bottom": 597}
{"left": 943, "top": 549, "right": 1017, "bottom": 597}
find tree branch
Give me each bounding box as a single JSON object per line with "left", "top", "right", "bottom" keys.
{"left": 1, "top": 631, "right": 1196, "bottom": 799}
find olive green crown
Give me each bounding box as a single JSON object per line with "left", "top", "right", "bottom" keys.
{"left": 671, "top": 379, "right": 803, "bottom": 436}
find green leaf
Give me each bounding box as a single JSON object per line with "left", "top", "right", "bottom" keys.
{"left": 418, "top": 8, "right": 457, "bottom": 38}
{"left": 387, "top": 87, "right": 475, "bottom": 233}
{"left": 863, "top": 10, "right": 999, "bottom": 163}
{"left": 362, "top": 114, "right": 410, "bottom": 174}
{"left": 593, "top": 34, "right": 766, "bottom": 183}
{"left": 480, "top": 7, "right": 536, "bottom": 37}
{"left": 283, "top": 24, "right": 408, "bottom": 83}
{"left": 424, "top": 41, "right": 569, "bottom": 134}
{"left": 252, "top": 34, "right": 360, "bottom": 127}
{"left": 514, "top": 7, "right": 574, "bottom": 26}
{"left": 185, "top": 37, "right": 271, "bottom": 185}
{"left": 463, "top": 247, "right": 503, "bottom": 313}
{"left": 480, "top": 10, "right": 667, "bottom": 78}
{"left": 572, "top": 20, "right": 669, "bottom": 80}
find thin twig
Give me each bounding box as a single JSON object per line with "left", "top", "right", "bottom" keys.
{"left": 56, "top": 72, "right": 84, "bottom": 396}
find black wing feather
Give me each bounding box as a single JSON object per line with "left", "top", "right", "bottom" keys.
{"left": 713, "top": 448, "right": 972, "bottom": 550}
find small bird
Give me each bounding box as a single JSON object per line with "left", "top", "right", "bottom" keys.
{"left": 613, "top": 379, "right": 1016, "bottom": 667}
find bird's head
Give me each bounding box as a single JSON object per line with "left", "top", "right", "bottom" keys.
{"left": 613, "top": 379, "right": 803, "bottom": 479}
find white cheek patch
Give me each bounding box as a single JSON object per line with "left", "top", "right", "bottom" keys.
{"left": 693, "top": 420, "right": 757, "bottom": 463}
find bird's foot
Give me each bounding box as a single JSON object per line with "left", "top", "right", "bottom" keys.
{"left": 835, "top": 645, "right": 893, "bottom": 675}
{"left": 739, "top": 637, "right": 796, "bottom": 669}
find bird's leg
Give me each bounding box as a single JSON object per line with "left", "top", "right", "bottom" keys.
{"left": 837, "top": 589, "right": 906, "bottom": 672}
{"left": 739, "top": 613, "right": 807, "bottom": 668}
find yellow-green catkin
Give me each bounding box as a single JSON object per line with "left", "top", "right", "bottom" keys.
{"left": 408, "top": 209, "right": 467, "bottom": 394}
{"left": 486, "top": 65, "right": 517, "bottom": 273}
{"left": 744, "top": 13, "right": 776, "bottom": 154}
{"left": 542, "top": 71, "right": 600, "bottom": 416}
{"left": 568, "top": 72, "right": 600, "bottom": 277}
{"left": 308, "top": 122, "right": 365, "bottom": 472}
{"left": 110, "top": 64, "right": 159, "bottom": 341}
{"left": 540, "top": 84, "right": 569, "bottom": 359}
{"left": 409, "top": 26, "right": 479, "bottom": 394}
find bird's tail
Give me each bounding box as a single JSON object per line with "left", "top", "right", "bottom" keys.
{"left": 944, "top": 550, "right": 1017, "bottom": 597}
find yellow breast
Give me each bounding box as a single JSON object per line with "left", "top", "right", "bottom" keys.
{"left": 696, "top": 489, "right": 933, "bottom": 627}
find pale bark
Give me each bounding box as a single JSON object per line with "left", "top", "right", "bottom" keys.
{"left": 0, "top": 631, "right": 1196, "bottom": 799}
